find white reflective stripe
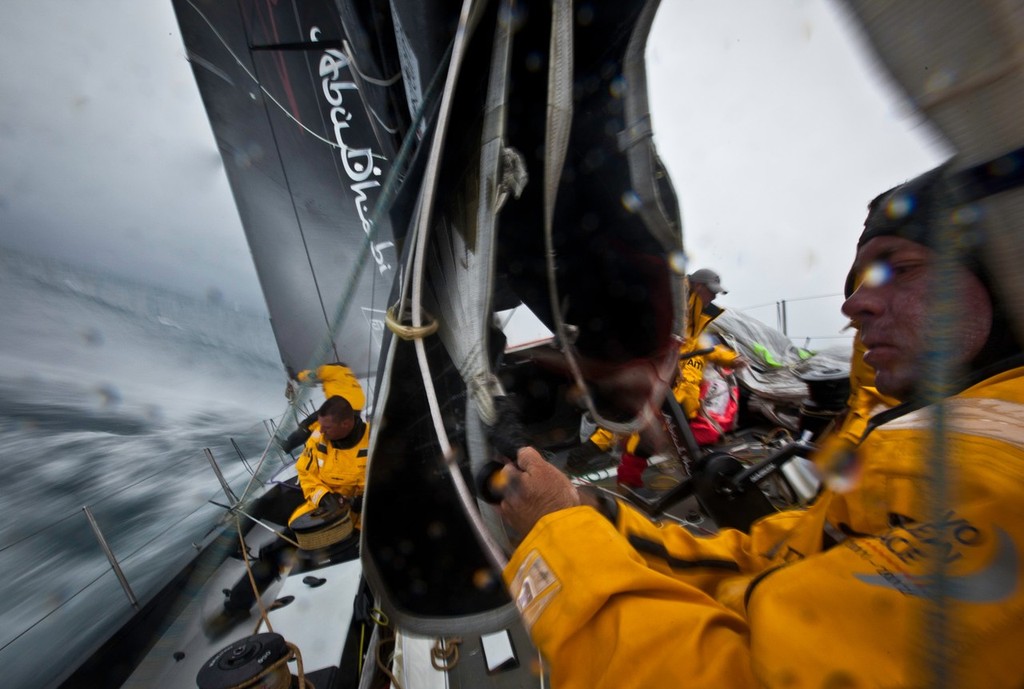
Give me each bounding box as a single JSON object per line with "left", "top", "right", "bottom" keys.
{"left": 867, "top": 402, "right": 890, "bottom": 416}
{"left": 311, "top": 487, "right": 327, "bottom": 505}
{"left": 880, "top": 397, "right": 1024, "bottom": 450}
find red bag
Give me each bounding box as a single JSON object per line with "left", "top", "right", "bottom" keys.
{"left": 690, "top": 365, "right": 739, "bottom": 445}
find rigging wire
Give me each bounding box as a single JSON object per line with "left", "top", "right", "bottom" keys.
{"left": 342, "top": 38, "right": 401, "bottom": 135}
{"left": 234, "top": 4, "right": 342, "bottom": 367}
{"left": 231, "top": 437, "right": 256, "bottom": 476}
{"left": 183, "top": 0, "right": 389, "bottom": 158}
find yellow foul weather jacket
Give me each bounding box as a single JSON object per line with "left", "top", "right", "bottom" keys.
{"left": 505, "top": 365, "right": 1024, "bottom": 688}
{"left": 290, "top": 420, "right": 370, "bottom": 526}
{"left": 297, "top": 363, "right": 366, "bottom": 410}
{"left": 676, "top": 288, "right": 740, "bottom": 418}
{"left": 814, "top": 331, "right": 900, "bottom": 474}
{"left": 591, "top": 289, "right": 741, "bottom": 454}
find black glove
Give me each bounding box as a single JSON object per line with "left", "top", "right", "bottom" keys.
{"left": 278, "top": 411, "right": 318, "bottom": 453}
{"left": 489, "top": 396, "right": 527, "bottom": 462}
{"left": 317, "top": 492, "right": 345, "bottom": 516}
{"left": 279, "top": 426, "right": 311, "bottom": 453}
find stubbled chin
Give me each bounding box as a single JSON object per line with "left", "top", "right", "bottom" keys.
{"left": 873, "top": 367, "right": 912, "bottom": 401}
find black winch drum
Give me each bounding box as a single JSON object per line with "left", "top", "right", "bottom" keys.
{"left": 290, "top": 503, "right": 354, "bottom": 550}
{"left": 196, "top": 632, "right": 290, "bottom": 689}
{"left": 798, "top": 368, "right": 851, "bottom": 439}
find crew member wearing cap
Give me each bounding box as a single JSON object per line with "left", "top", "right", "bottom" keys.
{"left": 494, "top": 159, "right": 1024, "bottom": 688}
{"left": 615, "top": 268, "right": 743, "bottom": 486}
{"left": 678, "top": 268, "right": 742, "bottom": 419}
{"left": 568, "top": 268, "right": 743, "bottom": 482}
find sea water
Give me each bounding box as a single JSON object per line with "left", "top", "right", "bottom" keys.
{"left": 0, "top": 246, "right": 293, "bottom": 687}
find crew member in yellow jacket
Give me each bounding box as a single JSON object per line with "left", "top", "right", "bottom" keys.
{"left": 676, "top": 268, "right": 743, "bottom": 417}
{"left": 569, "top": 269, "right": 742, "bottom": 481}
{"left": 617, "top": 269, "right": 743, "bottom": 485}
{"left": 497, "top": 161, "right": 1024, "bottom": 688}
{"left": 289, "top": 395, "right": 370, "bottom": 529}
{"left": 280, "top": 362, "right": 367, "bottom": 454}
{"left": 295, "top": 362, "right": 366, "bottom": 411}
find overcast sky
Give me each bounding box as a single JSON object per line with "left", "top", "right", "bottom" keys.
{"left": 646, "top": 0, "right": 947, "bottom": 345}
{"left": 0, "top": 0, "right": 264, "bottom": 310}
{"left": 0, "top": 0, "right": 947, "bottom": 344}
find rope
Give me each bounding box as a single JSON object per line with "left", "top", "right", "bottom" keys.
{"left": 236, "top": 519, "right": 275, "bottom": 636}
{"left": 221, "top": 506, "right": 302, "bottom": 549}
{"left": 374, "top": 624, "right": 403, "bottom": 689}
{"left": 286, "top": 642, "right": 313, "bottom": 689}
{"left": 230, "top": 521, "right": 319, "bottom": 689}
{"left": 430, "top": 636, "right": 462, "bottom": 671}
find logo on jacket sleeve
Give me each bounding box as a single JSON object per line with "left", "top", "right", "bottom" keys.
{"left": 509, "top": 550, "right": 561, "bottom": 630}
{"left": 852, "top": 515, "right": 1019, "bottom": 604}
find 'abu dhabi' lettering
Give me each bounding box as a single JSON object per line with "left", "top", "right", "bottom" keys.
{"left": 311, "top": 26, "right": 392, "bottom": 275}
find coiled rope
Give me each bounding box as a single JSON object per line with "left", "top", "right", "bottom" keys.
{"left": 430, "top": 636, "right": 463, "bottom": 671}
{"left": 232, "top": 520, "right": 312, "bottom": 689}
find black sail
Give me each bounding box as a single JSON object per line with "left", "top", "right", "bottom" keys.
{"left": 171, "top": 0, "right": 403, "bottom": 381}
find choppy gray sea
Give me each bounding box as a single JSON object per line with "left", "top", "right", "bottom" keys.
{"left": 0, "top": 246, "right": 291, "bottom": 688}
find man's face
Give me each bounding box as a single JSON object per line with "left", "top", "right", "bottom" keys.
{"left": 693, "top": 283, "right": 715, "bottom": 305}
{"left": 319, "top": 412, "right": 354, "bottom": 441}
{"left": 842, "top": 236, "right": 992, "bottom": 399}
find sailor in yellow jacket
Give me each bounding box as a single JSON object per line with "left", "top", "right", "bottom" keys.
{"left": 289, "top": 395, "right": 370, "bottom": 528}
{"left": 497, "top": 161, "right": 1024, "bottom": 688}
{"left": 617, "top": 270, "right": 742, "bottom": 484}
{"left": 295, "top": 362, "right": 366, "bottom": 411}
{"left": 675, "top": 269, "right": 742, "bottom": 418}
{"left": 280, "top": 362, "right": 367, "bottom": 454}
{"left": 569, "top": 269, "right": 742, "bottom": 479}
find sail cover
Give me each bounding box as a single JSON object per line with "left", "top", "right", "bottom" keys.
{"left": 171, "top": 0, "right": 404, "bottom": 381}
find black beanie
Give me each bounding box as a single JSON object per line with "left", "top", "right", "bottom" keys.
{"left": 845, "top": 148, "right": 1024, "bottom": 377}
{"left": 843, "top": 160, "right": 975, "bottom": 299}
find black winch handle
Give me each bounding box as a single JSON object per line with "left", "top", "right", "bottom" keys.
{"left": 489, "top": 396, "right": 528, "bottom": 466}
{"left": 476, "top": 460, "right": 508, "bottom": 504}
{"left": 477, "top": 396, "right": 528, "bottom": 504}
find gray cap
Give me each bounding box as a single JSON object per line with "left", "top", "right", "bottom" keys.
{"left": 688, "top": 268, "right": 727, "bottom": 295}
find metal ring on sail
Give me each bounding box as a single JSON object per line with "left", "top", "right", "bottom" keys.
{"left": 384, "top": 303, "right": 439, "bottom": 340}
